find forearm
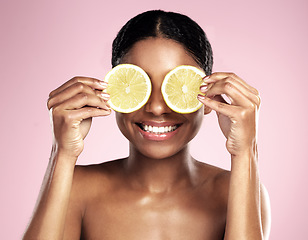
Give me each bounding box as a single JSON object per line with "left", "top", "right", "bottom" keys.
{"left": 224, "top": 145, "right": 263, "bottom": 240}
{"left": 23, "top": 148, "right": 76, "bottom": 240}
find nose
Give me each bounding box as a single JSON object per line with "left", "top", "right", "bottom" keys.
{"left": 144, "top": 85, "right": 172, "bottom": 116}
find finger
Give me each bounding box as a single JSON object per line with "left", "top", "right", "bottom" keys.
{"left": 51, "top": 107, "right": 111, "bottom": 127}
{"left": 48, "top": 82, "right": 111, "bottom": 110}
{"left": 69, "top": 107, "right": 112, "bottom": 120}
{"left": 197, "top": 95, "right": 239, "bottom": 118}
{"left": 48, "top": 82, "right": 100, "bottom": 110}
{"left": 213, "top": 95, "right": 229, "bottom": 104}
{"left": 203, "top": 73, "right": 260, "bottom": 106}
{"left": 98, "top": 90, "right": 110, "bottom": 101}
{"left": 204, "top": 72, "right": 259, "bottom": 96}
{"left": 53, "top": 93, "right": 111, "bottom": 111}
{"left": 201, "top": 80, "right": 251, "bottom": 107}
{"left": 49, "top": 76, "right": 107, "bottom": 98}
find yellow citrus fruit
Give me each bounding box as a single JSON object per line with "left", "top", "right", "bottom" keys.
{"left": 161, "top": 65, "right": 206, "bottom": 114}
{"left": 104, "top": 64, "right": 152, "bottom": 113}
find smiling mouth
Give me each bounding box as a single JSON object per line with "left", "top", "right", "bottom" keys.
{"left": 136, "top": 123, "right": 181, "bottom": 135}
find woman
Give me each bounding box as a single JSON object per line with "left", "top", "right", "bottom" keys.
{"left": 23, "top": 10, "right": 271, "bottom": 239}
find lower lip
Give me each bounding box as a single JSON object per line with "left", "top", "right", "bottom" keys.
{"left": 137, "top": 126, "right": 179, "bottom": 141}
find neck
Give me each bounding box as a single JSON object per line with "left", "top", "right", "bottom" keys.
{"left": 125, "top": 144, "right": 197, "bottom": 194}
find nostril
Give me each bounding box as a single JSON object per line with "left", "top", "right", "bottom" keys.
{"left": 145, "top": 92, "right": 171, "bottom": 115}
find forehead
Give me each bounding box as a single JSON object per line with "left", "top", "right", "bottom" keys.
{"left": 121, "top": 37, "right": 201, "bottom": 77}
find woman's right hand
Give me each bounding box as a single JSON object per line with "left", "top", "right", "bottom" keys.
{"left": 47, "top": 77, "right": 111, "bottom": 160}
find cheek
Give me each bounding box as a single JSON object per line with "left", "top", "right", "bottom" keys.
{"left": 116, "top": 112, "right": 132, "bottom": 141}
{"left": 191, "top": 108, "right": 204, "bottom": 130}
{"left": 194, "top": 108, "right": 204, "bottom": 131}
{"left": 167, "top": 109, "right": 204, "bottom": 147}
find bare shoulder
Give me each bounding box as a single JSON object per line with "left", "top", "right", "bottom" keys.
{"left": 74, "top": 158, "right": 127, "bottom": 179}
{"left": 195, "top": 160, "right": 230, "bottom": 184}
{"left": 70, "top": 158, "right": 127, "bottom": 205}
{"left": 62, "top": 159, "right": 127, "bottom": 239}
{"left": 195, "top": 160, "right": 231, "bottom": 204}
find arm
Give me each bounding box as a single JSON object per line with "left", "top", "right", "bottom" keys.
{"left": 23, "top": 77, "right": 111, "bottom": 240}
{"left": 198, "top": 72, "right": 271, "bottom": 239}
{"left": 227, "top": 149, "right": 271, "bottom": 239}
{"left": 23, "top": 151, "right": 77, "bottom": 239}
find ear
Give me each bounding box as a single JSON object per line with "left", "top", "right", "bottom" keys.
{"left": 203, "top": 105, "right": 212, "bottom": 115}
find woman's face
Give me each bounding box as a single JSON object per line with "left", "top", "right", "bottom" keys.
{"left": 116, "top": 37, "right": 206, "bottom": 159}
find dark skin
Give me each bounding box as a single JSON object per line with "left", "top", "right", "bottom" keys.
{"left": 23, "top": 38, "right": 270, "bottom": 240}
{"left": 68, "top": 158, "right": 229, "bottom": 239}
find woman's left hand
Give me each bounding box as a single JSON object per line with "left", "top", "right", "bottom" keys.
{"left": 198, "top": 72, "right": 261, "bottom": 156}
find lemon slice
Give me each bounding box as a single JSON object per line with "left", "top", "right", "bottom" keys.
{"left": 104, "top": 64, "right": 152, "bottom": 113}
{"left": 161, "top": 65, "right": 206, "bottom": 114}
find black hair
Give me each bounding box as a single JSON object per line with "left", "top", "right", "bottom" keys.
{"left": 112, "top": 10, "right": 213, "bottom": 75}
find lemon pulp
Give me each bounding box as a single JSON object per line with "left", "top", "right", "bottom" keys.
{"left": 161, "top": 65, "right": 206, "bottom": 114}
{"left": 104, "top": 64, "right": 152, "bottom": 113}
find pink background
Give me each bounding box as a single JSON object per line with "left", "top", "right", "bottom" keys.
{"left": 1, "top": 0, "right": 307, "bottom": 239}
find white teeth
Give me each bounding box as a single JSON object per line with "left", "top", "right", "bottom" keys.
{"left": 153, "top": 126, "right": 158, "bottom": 133}
{"left": 140, "top": 124, "right": 178, "bottom": 134}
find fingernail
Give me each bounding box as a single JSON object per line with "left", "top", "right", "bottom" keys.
{"left": 101, "top": 92, "right": 110, "bottom": 100}
{"left": 103, "top": 102, "right": 112, "bottom": 111}
{"left": 99, "top": 81, "right": 108, "bottom": 88}
{"left": 197, "top": 94, "right": 206, "bottom": 100}
{"left": 203, "top": 75, "right": 215, "bottom": 83}
{"left": 200, "top": 85, "right": 208, "bottom": 92}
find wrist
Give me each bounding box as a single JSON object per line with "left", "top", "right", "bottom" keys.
{"left": 230, "top": 144, "right": 258, "bottom": 168}
{"left": 50, "top": 144, "right": 79, "bottom": 166}
{"left": 231, "top": 140, "right": 257, "bottom": 158}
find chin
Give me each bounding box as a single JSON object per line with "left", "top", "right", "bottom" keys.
{"left": 133, "top": 143, "right": 187, "bottom": 160}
